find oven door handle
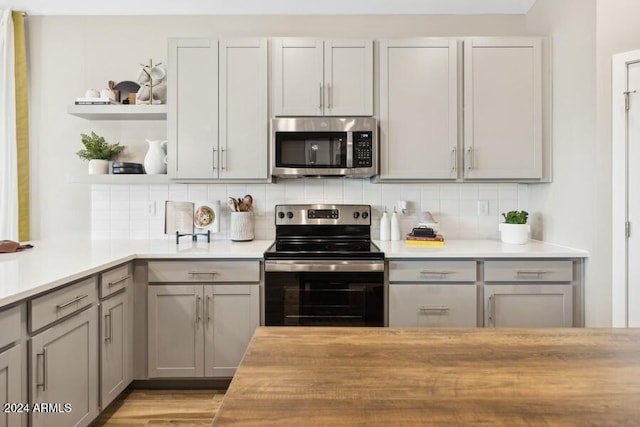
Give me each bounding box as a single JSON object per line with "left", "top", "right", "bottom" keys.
{"left": 265, "top": 260, "right": 384, "bottom": 272}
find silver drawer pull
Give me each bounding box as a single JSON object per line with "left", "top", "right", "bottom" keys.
{"left": 108, "top": 275, "right": 130, "bottom": 286}
{"left": 56, "top": 294, "right": 88, "bottom": 310}
{"left": 37, "top": 348, "right": 47, "bottom": 390}
{"left": 516, "top": 270, "right": 548, "bottom": 276}
{"left": 419, "top": 271, "right": 452, "bottom": 275}
{"left": 419, "top": 306, "right": 450, "bottom": 311}
{"left": 188, "top": 271, "right": 218, "bottom": 276}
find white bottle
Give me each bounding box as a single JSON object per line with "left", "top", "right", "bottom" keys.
{"left": 380, "top": 209, "right": 390, "bottom": 241}
{"left": 390, "top": 208, "right": 401, "bottom": 241}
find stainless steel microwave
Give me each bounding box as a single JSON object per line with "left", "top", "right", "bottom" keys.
{"left": 270, "top": 117, "right": 378, "bottom": 178}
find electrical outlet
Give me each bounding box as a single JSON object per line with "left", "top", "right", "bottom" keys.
{"left": 145, "top": 201, "right": 156, "bottom": 217}
{"left": 477, "top": 200, "right": 489, "bottom": 216}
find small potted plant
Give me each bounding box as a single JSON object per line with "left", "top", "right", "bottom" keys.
{"left": 76, "top": 131, "right": 125, "bottom": 175}
{"left": 499, "top": 210, "right": 530, "bottom": 244}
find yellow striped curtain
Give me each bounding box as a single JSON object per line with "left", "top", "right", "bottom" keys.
{"left": 13, "top": 11, "right": 29, "bottom": 241}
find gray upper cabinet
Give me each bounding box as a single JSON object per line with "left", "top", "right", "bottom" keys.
{"left": 273, "top": 38, "right": 373, "bottom": 116}
{"left": 378, "top": 39, "right": 459, "bottom": 180}
{"left": 463, "top": 38, "right": 543, "bottom": 179}
{"left": 167, "top": 38, "right": 268, "bottom": 181}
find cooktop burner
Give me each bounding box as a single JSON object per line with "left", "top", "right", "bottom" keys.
{"left": 264, "top": 204, "right": 383, "bottom": 261}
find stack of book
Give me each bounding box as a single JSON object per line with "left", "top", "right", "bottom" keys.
{"left": 74, "top": 97, "right": 118, "bottom": 105}
{"left": 405, "top": 234, "right": 445, "bottom": 247}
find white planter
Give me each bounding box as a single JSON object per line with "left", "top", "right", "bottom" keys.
{"left": 88, "top": 159, "right": 109, "bottom": 175}
{"left": 499, "top": 223, "right": 530, "bottom": 245}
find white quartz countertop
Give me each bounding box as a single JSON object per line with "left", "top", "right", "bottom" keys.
{"left": 374, "top": 239, "right": 589, "bottom": 259}
{"left": 0, "top": 238, "right": 273, "bottom": 308}
{"left": 0, "top": 238, "right": 587, "bottom": 309}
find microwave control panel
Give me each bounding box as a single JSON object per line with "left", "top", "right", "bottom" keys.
{"left": 353, "top": 132, "right": 373, "bottom": 167}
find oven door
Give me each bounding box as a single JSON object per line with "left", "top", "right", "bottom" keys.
{"left": 264, "top": 260, "right": 384, "bottom": 327}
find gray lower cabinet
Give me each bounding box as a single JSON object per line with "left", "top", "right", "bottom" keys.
{"left": 0, "top": 304, "right": 26, "bottom": 427}
{"left": 147, "top": 283, "right": 259, "bottom": 378}
{"left": 388, "top": 260, "right": 478, "bottom": 327}
{"left": 29, "top": 306, "right": 99, "bottom": 427}
{"left": 483, "top": 260, "right": 574, "bottom": 327}
{"left": 99, "top": 264, "right": 133, "bottom": 409}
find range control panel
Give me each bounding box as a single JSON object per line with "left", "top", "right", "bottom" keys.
{"left": 275, "top": 204, "right": 371, "bottom": 226}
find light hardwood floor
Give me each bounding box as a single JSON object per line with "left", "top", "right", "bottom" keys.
{"left": 93, "top": 389, "right": 226, "bottom": 426}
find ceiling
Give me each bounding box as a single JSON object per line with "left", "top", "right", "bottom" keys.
{"left": 3, "top": 0, "right": 538, "bottom": 16}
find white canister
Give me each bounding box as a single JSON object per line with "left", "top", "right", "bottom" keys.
{"left": 230, "top": 211, "right": 255, "bottom": 241}
{"left": 499, "top": 223, "right": 530, "bottom": 245}
{"left": 88, "top": 159, "right": 109, "bottom": 175}
{"left": 380, "top": 210, "right": 390, "bottom": 241}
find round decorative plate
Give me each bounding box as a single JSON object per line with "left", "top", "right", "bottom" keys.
{"left": 194, "top": 205, "right": 215, "bottom": 228}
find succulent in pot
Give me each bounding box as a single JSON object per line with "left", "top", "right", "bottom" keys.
{"left": 499, "top": 210, "right": 530, "bottom": 244}
{"left": 76, "top": 131, "right": 125, "bottom": 174}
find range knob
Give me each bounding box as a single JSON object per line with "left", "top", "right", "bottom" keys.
{"left": 353, "top": 212, "right": 360, "bottom": 219}
{"left": 277, "top": 212, "right": 285, "bottom": 219}
{"left": 286, "top": 211, "right": 294, "bottom": 219}
{"left": 361, "top": 211, "right": 369, "bottom": 219}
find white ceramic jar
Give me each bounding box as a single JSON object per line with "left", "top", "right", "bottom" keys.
{"left": 143, "top": 139, "right": 168, "bottom": 174}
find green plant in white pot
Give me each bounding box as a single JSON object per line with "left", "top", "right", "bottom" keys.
{"left": 499, "top": 210, "right": 530, "bottom": 244}
{"left": 76, "top": 131, "right": 124, "bottom": 175}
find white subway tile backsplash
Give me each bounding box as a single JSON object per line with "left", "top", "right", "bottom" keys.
{"left": 90, "top": 180, "right": 529, "bottom": 241}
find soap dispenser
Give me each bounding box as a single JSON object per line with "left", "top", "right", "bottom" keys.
{"left": 390, "top": 208, "right": 401, "bottom": 241}
{"left": 380, "top": 208, "right": 390, "bottom": 241}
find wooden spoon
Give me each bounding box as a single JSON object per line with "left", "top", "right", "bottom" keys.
{"left": 243, "top": 194, "right": 253, "bottom": 210}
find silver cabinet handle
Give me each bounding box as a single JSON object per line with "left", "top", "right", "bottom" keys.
{"left": 108, "top": 275, "right": 130, "bottom": 287}
{"left": 212, "top": 147, "right": 218, "bottom": 171}
{"left": 37, "top": 348, "right": 47, "bottom": 391}
{"left": 319, "top": 83, "right": 323, "bottom": 109}
{"left": 56, "top": 294, "right": 88, "bottom": 310}
{"left": 516, "top": 270, "right": 549, "bottom": 277}
{"left": 419, "top": 306, "right": 450, "bottom": 311}
{"left": 419, "top": 270, "right": 452, "bottom": 275}
{"left": 104, "top": 313, "right": 112, "bottom": 342}
{"left": 465, "top": 147, "right": 473, "bottom": 171}
{"left": 450, "top": 147, "right": 457, "bottom": 173}
{"left": 221, "top": 148, "right": 227, "bottom": 170}
{"left": 206, "top": 295, "right": 211, "bottom": 325}
{"left": 189, "top": 271, "right": 218, "bottom": 276}
{"left": 328, "top": 83, "right": 332, "bottom": 109}
{"left": 195, "top": 295, "right": 201, "bottom": 325}
{"left": 488, "top": 295, "right": 495, "bottom": 327}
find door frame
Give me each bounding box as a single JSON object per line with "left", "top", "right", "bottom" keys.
{"left": 611, "top": 49, "right": 640, "bottom": 327}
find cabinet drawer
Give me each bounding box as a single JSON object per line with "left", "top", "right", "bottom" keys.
{"left": 29, "top": 276, "right": 98, "bottom": 332}
{"left": 100, "top": 263, "right": 132, "bottom": 298}
{"left": 0, "top": 304, "right": 23, "bottom": 349}
{"left": 389, "top": 260, "right": 476, "bottom": 282}
{"left": 484, "top": 260, "right": 573, "bottom": 282}
{"left": 148, "top": 260, "right": 260, "bottom": 283}
{"left": 389, "top": 284, "right": 477, "bottom": 327}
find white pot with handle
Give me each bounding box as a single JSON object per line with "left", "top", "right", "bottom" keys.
{"left": 143, "top": 139, "right": 168, "bottom": 174}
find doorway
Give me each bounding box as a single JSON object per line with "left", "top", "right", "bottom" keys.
{"left": 612, "top": 49, "right": 640, "bottom": 327}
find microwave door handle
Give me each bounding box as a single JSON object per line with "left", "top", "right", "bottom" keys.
{"left": 346, "top": 132, "right": 353, "bottom": 168}
{"left": 308, "top": 144, "right": 318, "bottom": 165}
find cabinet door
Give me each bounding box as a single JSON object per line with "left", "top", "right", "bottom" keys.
{"left": 100, "top": 290, "right": 131, "bottom": 408}
{"left": 204, "top": 284, "right": 259, "bottom": 377}
{"left": 484, "top": 284, "right": 573, "bottom": 328}
{"left": 219, "top": 39, "right": 269, "bottom": 180}
{"left": 379, "top": 39, "right": 458, "bottom": 179}
{"left": 30, "top": 306, "right": 98, "bottom": 427}
{"left": 168, "top": 38, "right": 219, "bottom": 179}
{"left": 389, "top": 284, "right": 477, "bottom": 327}
{"left": 463, "top": 38, "right": 542, "bottom": 179}
{"left": 0, "top": 345, "right": 24, "bottom": 427}
{"left": 147, "top": 285, "right": 203, "bottom": 377}
{"left": 324, "top": 40, "right": 373, "bottom": 116}
{"left": 273, "top": 38, "right": 324, "bottom": 116}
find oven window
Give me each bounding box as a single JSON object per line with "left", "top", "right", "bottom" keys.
{"left": 265, "top": 271, "right": 384, "bottom": 327}
{"left": 275, "top": 132, "right": 347, "bottom": 168}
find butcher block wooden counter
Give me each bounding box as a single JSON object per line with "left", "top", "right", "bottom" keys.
{"left": 212, "top": 327, "right": 640, "bottom": 426}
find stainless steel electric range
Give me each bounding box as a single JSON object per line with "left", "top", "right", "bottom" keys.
{"left": 264, "top": 204, "right": 384, "bottom": 327}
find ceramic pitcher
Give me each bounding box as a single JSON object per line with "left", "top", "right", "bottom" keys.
{"left": 144, "top": 139, "right": 168, "bottom": 174}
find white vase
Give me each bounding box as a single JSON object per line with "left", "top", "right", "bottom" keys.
{"left": 88, "top": 159, "right": 109, "bottom": 175}
{"left": 144, "top": 139, "right": 168, "bottom": 174}
{"left": 499, "top": 223, "right": 530, "bottom": 245}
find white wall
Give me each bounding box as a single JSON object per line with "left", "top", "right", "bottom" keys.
{"left": 26, "top": 14, "right": 529, "bottom": 240}
{"left": 525, "top": 2, "right": 601, "bottom": 324}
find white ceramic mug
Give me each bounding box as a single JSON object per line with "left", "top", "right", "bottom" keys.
{"left": 149, "top": 66, "right": 166, "bottom": 81}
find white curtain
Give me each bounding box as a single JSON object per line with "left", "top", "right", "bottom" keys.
{"left": 0, "top": 9, "right": 18, "bottom": 241}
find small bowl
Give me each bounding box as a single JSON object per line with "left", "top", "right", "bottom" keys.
{"left": 418, "top": 222, "right": 440, "bottom": 234}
